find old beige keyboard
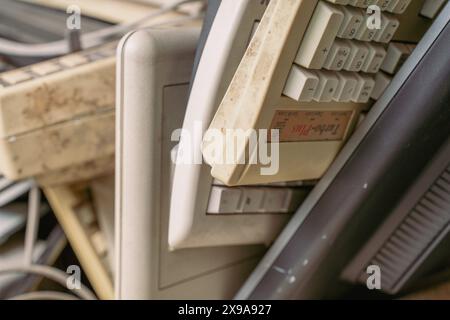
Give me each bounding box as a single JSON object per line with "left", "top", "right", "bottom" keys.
{"left": 203, "top": 0, "right": 440, "bottom": 187}
{"left": 284, "top": 0, "right": 413, "bottom": 104}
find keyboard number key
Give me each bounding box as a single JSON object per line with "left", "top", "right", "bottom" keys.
{"left": 374, "top": 13, "right": 400, "bottom": 43}
{"left": 344, "top": 40, "right": 369, "bottom": 72}
{"left": 338, "top": 6, "right": 364, "bottom": 39}
{"left": 324, "top": 39, "right": 352, "bottom": 71}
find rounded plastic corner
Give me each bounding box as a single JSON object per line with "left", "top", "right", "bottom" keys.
{"left": 118, "top": 29, "right": 163, "bottom": 66}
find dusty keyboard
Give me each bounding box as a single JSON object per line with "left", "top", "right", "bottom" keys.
{"left": 284, "top": 0, "right": 414, "bottom": 104}
{"left": 203, "top": 0, "right": 440, "bottom": 186}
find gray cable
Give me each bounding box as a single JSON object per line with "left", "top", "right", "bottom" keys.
{"left": 0, "top": 265, "right": 97, "bottom": 300}
{"left": 0, "top": 176, "right": 15, "bottom": 191}
{"left": 0, "top": 0, "right": 205, "bottom": 57}
{"left": 0, "top": 180, "right": 35, "bottom": 208}
{"left": 23, "top": 185, "right": 41, "bottom": 266}
{"left": 0, "top": 184, "right": 97, "bottom": 300}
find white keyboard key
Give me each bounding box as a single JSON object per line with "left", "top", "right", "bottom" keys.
{"left": 352, "top": 73, "right": 376, "bottom": 103}
{"left": 314, "top": 70, "right": 340, "bottom": 102}
{"left": 238, "top": 188, "right": 265, "bottom": 213}
{"left": 386, "top": 0, "right": 400, "bottom": 12}
{"left": 261, "top": 189, "right": 289, "bottom": 213}
{"left": 421, "top": 0, "right": 446, "bottom": 19}
{"left": 324, "top": 39, "right": 351, "bottom": 70}
{"left": 283, "top": 65, "right": 319, "bottom": 102}
{"left": 207, "top": 187, "right": 242, "bottom": 214}
{"left": 344, "top": 40, "right": 369, "bottom": 72}
{"left": 338, "top": 6, "right": 364, "bottom": 39}
{"left": 381, "top": 42, "right": 410, "bottom": 74}
{"left": 374, "top": 13, "right": 400, "bottom": 43}
{"left": 355, "top": 16, "right": 378, "bottom": 41}
{"left": 378, "top": 0, "right": 396, "bottom": 11}
{"left": 390, "top": 0, "right": 412, "bottom": 14}
{"left": 295, "top": 1, "right": 344, "bottom": 69}
{"left": 362, "top": 43, "right": 387, "bottom": 73}
{"left": 334, "top": 72, "right": 358, "bottom": 102}
{"left": 371, "top": 72, "right": 392, "bottom": 100}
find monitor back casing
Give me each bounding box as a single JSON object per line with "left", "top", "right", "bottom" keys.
{"left": 115, "top": 26, "right": 264, "bottom": 299}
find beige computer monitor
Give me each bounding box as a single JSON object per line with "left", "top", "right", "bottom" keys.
{"left": 115, "top": 26, "right": 265, "bottom": 299}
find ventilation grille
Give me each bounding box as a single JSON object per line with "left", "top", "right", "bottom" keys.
{"left": 357, "top": 166, "right": 450, "bottom": 293}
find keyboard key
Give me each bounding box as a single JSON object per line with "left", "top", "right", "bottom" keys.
{"left": 314, "top": 70, "right": 339, "bottom": 102}
{"left": 1, "top": 70, "right": 32, "bottom": 85}
{"left": 355, "top": 16, "right": 378, "bottom": 41}
{"left": 334, "top": 72, "right": 358, "bottom": 102}
{"left": 261, "top": 188, "right": 289, "bottom": 213}
{"left": 30, "top": 62, "right": 62, "bottom": 76}
{"left": 381, "top": 42, "right": 410, "bottom": 74}
{"left": 371, "top": 72, "right": 392, "bottom": 100}
{"left": 390, "top": 0, "right": 412, "bottom": 14}
{"left": 238, "top": 188, "right": 265, "bottom": 213}
{"left": 421, "top": 0, "right": 446, "bottom": 19}
{"left": 324, "top": 39, "right": 351, "bottom": 70}
{"left": 295, "top": 1, "right": 344, "bottom": 69}
{"left": 207, "top": 187, "right": 242, "bottom": 214}
{"left": 344, "top": 40, "right": 369, "bottom": 72}
{"left": 378, "top": 0, "right": 396, "bottom": 11}
{"left": 338, "top": 6, "right": 364, "bottom": 39}
{"left": 284, "top": 65, "right": 319, "bottom": 102}
{"left": 59, "top": 54, "right": 89, "bottom": 68}
{"left": 352, "top": 73, "right": 376, "bottom": 103}
{"left": 362, "top": 43, "right": 387, "bottom": 73}
{"left": 374, "top": 13, "right": 400, "bottom": 43}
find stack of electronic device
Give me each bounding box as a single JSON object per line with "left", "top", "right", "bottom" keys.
{"left": 0, "top": 0, "right": 200, "bottom": 186}
{"left": 0, "top": 42, "right": 117, "bottom": 185}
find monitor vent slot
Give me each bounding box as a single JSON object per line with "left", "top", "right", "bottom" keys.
{"left": 357, "top": 166, "right": 450, "bottom": 293}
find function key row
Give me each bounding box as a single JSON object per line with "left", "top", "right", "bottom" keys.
{"left": 207, "top": 186, "right": 306, "bottom": 215}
